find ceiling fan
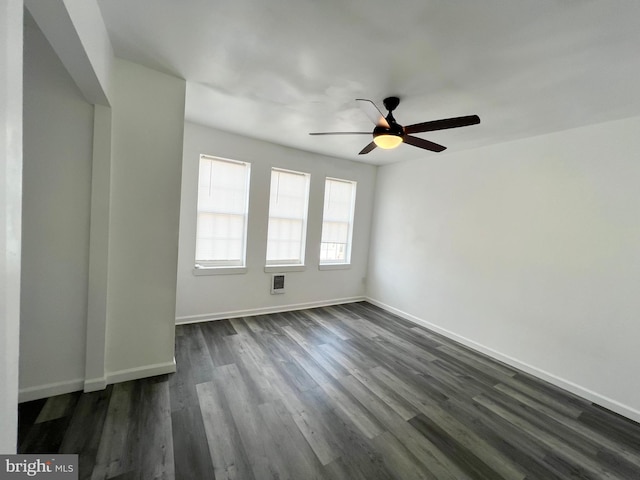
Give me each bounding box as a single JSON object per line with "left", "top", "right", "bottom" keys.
{"left": 309, "top": 97, "right": 480, "bottom": 155}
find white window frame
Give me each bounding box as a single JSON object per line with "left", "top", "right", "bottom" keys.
{"left": 194, "top": 155, "right": 251, "bottom": 275}
{"left": 319, "top": 177, "right": 357, "bottom": 269}
{"left": 265, "top": 167, "right": 310, "bottom": 270}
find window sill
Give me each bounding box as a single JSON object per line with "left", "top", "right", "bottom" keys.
{"left": 318, "top": 263, "right": 351, "bottom": 271}
{"left": 264, "top": 264, "right": 306, "bottom": 273}
{"left": 193, "top": 266, "right": 247, "bottom": 276}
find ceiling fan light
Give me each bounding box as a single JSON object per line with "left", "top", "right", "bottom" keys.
{"left": 373, "top": 134, "right": 403, "bottom": 149}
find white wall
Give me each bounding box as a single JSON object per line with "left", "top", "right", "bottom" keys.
{"left": 20, "top": 17, "right": 185, "bottom": 397}
{"left": 0, "top": 0, "right": 23, "bottom": 454}
{"left": 367, "top": 116, "right": 640, "bottom": 421}
{"left": 24, "top": 0, "right": 113, "bottom": 105}
{"left": 106, "top": 59, "right": 185, "bottom": 377}
{"left": 20, "top": 13, "right": 93, "bottom": 397}
{"left": 176, "top": 122, "right": 377, "bottom": 322}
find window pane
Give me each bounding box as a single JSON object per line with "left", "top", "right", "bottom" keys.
{"left": 266, "top": 169, "right": 310, "bottom": 265}
{"left": 320, "top": 178, "right": 356, "bottom": 264}
{"left": 195, "top": 156, "right": 250, "bottom": 267}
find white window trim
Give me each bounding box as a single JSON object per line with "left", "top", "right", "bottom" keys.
{"left": 319, "top": 177, "right": 357, "bottom": 267}
{"left": 194, "top": 155, "right": 251, "bottom": 273}
{"left": 264, "top": 265, "right": 306, "bottom": 273}
{"left": 265, "top": 167, "right": 311, "bottom": 268}
{"left": 193, "top": 265, "right": 248, "bottom": 276}
{"left": 318, "top": 263, "right": 351, "bottom": 271}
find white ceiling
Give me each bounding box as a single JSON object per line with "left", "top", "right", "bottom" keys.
{"left": 96, "top": 0, "right": 640, "bottom": 165}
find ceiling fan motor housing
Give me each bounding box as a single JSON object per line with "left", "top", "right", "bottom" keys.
{"left": 373, "top": 123, "right": 403, "bottom": 138}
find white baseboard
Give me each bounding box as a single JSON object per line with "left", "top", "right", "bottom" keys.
{"left": 175, "top": 296, "right": 366, "bottom": 325}
{"left": 83, "top": 376, "right": 107, "bottom": 393}
{"left": 19, "top": 360, "right": 177, "bottom": 403}
{"left": 365, "top": 297, "right": 640, "bottom": 424}
{"left": 19, "top": 378, "right": 85, "bottom": 403}
{"left": 106, "top": 359, "right": 176, "bottom": 385}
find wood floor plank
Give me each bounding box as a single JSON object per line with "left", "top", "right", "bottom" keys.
{"left": 425, "top": 347, "right": 510, "bottom": 390}
{"left": 35, "top": 392, "right": 80, "bottom": 423}
{"left": 345, "top": 366, "right": 418, "bottom": 422}
{"left": 261, "top": 333, "right": 320, "bottom": 393}
{"left": 319, "top": 342, "right": 367, "bottom": 376}
{"left": 286, "top": 343, "right": 335, "bottom": 387}
{"left": 225, "top": 326, "right": 343, "bottom": 467}
{"left": 196, "top": 380, "right": 254, "bottom": 480}
{"left": 370, "top": 336, "right": 437, "bottom": 375}
{"left": 324, "top": 448, "right": 394, "bottom": 480}
{"left": 499, "top": 374, "right": 585, "bottom": 419}
{"left": 258, "top": 400, "right": 327, "bottom": 480}
{"left": 315, "top": 378, "right": 385, "bottom": 439}
{"left": 443, "top": 396, "right": 567, "bottom": 480}
{"left": 90, "top": 382, "right": 136, "bottom": 480}
{"left": 59, "top": 388, "right": 112, "bottom": 480}
{"left": 169, "top": 328, "right": 203, "bottom": 413}
{"left": 224, "top": 337, "right": 279, "bottom": 405}
{"left": 435, "top": 344, "right": 516, "bottom": 383}
{"left": 186, "top": 325, "right": 216, "bottom": 384}
{"left": 215, "top": 363, "right": 291, "bottom": 480}
{"left": 305, "top": 308, "right": 352, "bottom": 341}
{"left": 17, "top": 398, "right": 46, "bottom": 447}
{"left": 284, "top": 314, "right": 340, "bottom": 346}
{"left": 418, "top": 360, "right": 486, "bottom": 401}
{"left": 409, "top": 413, "right": 513, "bottom": 480}
{"left": 18, "top": 301, "right": 640, "bottom": 479}
{"left": 250, "top": 356, "right": 344, "bottom": 466}
{"left": 135, "top": 378, "right": 174, "bottom": 480}
{"left": 281, "top": 325, "right": 350, "bottom": 380}
{"left": 372, "top": 430, "right": 439, "bottom": 480}
{"left": 349, "top": 303, "right": 424, "bottom": 338}
{"left": 354, "top": 317, "right": 442, "bottom": 366}
{"left": 19, "top": 416, "right": 73, "bottom": 455}
{"left": 89, "top": 378, "right": 175, "bottom": 480}
{"left": 474, "top": 394, "right": 622, "bottom": 479}
{"left": 199, "top": 321, "right": 236, "bottom": 367}
{"left": 370, "top": 366, "right": 528, "bottom": 480}
{"left": 435, "top": 340, "right": 517, "bottom": 376}
{"left": 336, "top": 337, "right": 382, "bottom": 370}
{"left": 494, "top": 382, "right": 640, "bottom": 468}
{"left": 171, "top": 405, "right": 215, "bottom": 480}
{"left": 579, "top": 406, "right": 640, "bottom": 452}
{"left": 339, "top": 375, "right": 470, "bottom": 480}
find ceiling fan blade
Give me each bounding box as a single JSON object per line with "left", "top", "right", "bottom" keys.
{"left": 356, "top": 99, "right": 390, "bottom": 128}
{"left": 404, "top": 115, "right": 480, "bottom": 134}
{"left": 309, "top": 131, "right": 371, "bottom": 135}
{"left": 403, "top": 135, "right": 447, "bottom": 152}
{"left": 358, "top": 141, "right": 377, "bottom": 155}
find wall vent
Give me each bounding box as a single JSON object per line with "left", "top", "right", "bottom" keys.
{"left": 271, "top": 274, "right": 285, "bottom": 294}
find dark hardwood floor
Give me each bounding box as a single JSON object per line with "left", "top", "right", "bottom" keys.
{"left": 18, "top": 302, "right": 640, "bottom": 479}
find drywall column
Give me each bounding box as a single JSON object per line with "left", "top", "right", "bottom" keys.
{"left": 0, "top": 0, "right": 23, "bottom": 453}
{"left": 105, "top": 59, "right": 185, "bottom": 382}
{"left": 84, "top": 104, "right": 112, "bottom": 391}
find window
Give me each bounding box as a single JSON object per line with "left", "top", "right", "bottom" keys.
{"left": 195, "top": 155, "right": 250, "bottom": 269}
{"left": 320, "top": 177, "right": 357, "bottom": 265}
{"left": 266, "top": 168, "right": 310, "bottom": 266}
